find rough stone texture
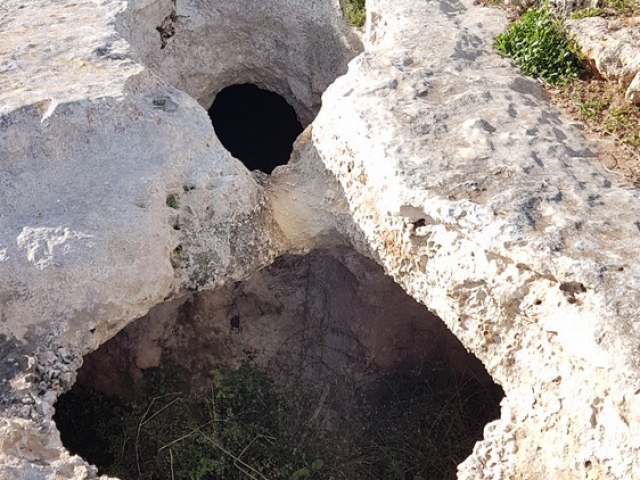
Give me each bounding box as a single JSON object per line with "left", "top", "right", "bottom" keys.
{"left": 0, "top": 0, "right": 288, "bottom": 342}
{"left": 565, "top": 15, "right": 640, "bottom": 103}
{"left": 0, "top": 0, "right": 285, "bottom": 477}
{"left": 268, "top": 126, "right": 361, "bottom": 253}
{"left": 117, "top": 0, "right": 363, "bottom": 124}
{"left": 312, "top": 1, "right": 640, "bottom": 479}
{"left": 75, "top": 249, "right": 493, "bottom": 401}
{"left": 1, "top": 0, "right": 640, "bottom": 479}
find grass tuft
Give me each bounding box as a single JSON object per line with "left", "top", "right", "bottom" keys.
{"left": 548, "top": 79, "right": 640, "bottom": 156}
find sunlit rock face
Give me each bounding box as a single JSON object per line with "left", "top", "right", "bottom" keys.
{"left": 564, "top": 16, "right": 640, "bottom": 105}
{"left": 1, "top": 0, "right": 639, "bottom": 479}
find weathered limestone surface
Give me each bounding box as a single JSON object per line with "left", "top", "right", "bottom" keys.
{"left": 117, "top": 0, "right": 363, "bottom": 124}
{"left": 0, "top": 0, "right": 639, "bottom": 479}
{"left": 566, "top": 15, "right": 640, "bottom": 104}
{"left": 0, "top": 1, "right": 286, "bottom": 477}
{"left": 312, "top": 1, "right": 640, "bottom": 479}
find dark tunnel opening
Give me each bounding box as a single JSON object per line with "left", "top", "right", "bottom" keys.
{"left": 208, "top": 84, "right": 304, "bottom": 174}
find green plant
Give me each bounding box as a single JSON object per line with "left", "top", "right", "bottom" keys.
{"left": 547, "top": 78, "right": 640, "bottom": 174}
{"left": 344, "top": 0, "right": 366, "bottom": 27}
{"left": 166, "top": 193, "right": 179, "bottom": 209}
{"left": 570, "top": 82, "right": 639, "bottom": 144}
{"left": 494, "top": 2, "right": 585, "bottom": 84}
{"left": 604, "top": 107, "right": 640, "bottom": 148}
{"left": 576, "top": 97, "right": 608, "bottom": 118}
{"left": 55, "top": 361, "right": 323, "bottom": 480}
{"left": 569, "top": 0, "right": 635, "bottom": 17}
{"left": 569, "top": 6, "right": 607, "bottom": 18}
{"left": 290, "top": 459, "right": 324, "bottom": 480}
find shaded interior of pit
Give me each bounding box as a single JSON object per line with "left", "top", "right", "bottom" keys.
{"left": 54, "top": 249, "right": 504, "bottom": 480}
{"left": 208, "top": 84, "right": 304, "bottom": 174}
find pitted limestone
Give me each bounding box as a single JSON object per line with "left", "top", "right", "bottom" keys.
{"left": 0, "top": 0, "right": 639, "bottom": 479}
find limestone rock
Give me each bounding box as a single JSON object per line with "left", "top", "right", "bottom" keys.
{"left": 117, "top": 0, "right": 363, "bottom": 124}
{"left": 313, "top": 0, "right": 640, "bottom": 478}
{"left": 268, "top": 126, "right": 361, "bottom": 253}
{"left": 0, "top": 2, "right": 286, "bottom": 471}
{"left": 1, "top": 0, "right": 640, "bottom": 479}
{"left": 566, "top": 16, "right": 640, "bottom": 101}
{"left": 626, "top": 70, "right": 640, "bottom": 105}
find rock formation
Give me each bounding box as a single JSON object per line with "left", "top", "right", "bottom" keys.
{"left": 0, "top": 0, "right": 639, "bottom": 479}
{"left": 566, "top": 15, "right": 640, "bottom": 104}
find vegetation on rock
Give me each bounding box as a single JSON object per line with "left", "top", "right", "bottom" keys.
{"left": 494, "top": 2, "right": 584, "bottom": 84}
{"left": 547, "top": 79, "right": 640, "bottom": 182}
{"left": 344, "top": 0, "right": 366, "bottom": 27}
{"left": 492, "top": 0, "right": 640, "bottom": 183}
{"left": 569, "top": 0, "right": 635, "bottom": 19}
{"left": 166, "top": 193, "right": 179, "bottom": 209}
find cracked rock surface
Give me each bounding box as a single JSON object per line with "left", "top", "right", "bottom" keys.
{"left": 0, "top": 0, "right": 639, "bottom": 479}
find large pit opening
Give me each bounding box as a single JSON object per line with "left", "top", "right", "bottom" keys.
{"left": 208, "top": 84, "right": 304, "bottom": 173}
{"left": 55, "top": 249, "right": 504, "bottom": 480}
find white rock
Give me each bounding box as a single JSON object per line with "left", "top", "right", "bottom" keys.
{"left": 312, "top": 0, "right": 640, "bottom": 478}
{"left": 1, "top": 0, "right": 640, "bottom": 479}
{"left": 566, "top": 16, "right": 640, "bottom": 86}
{"left": 626, "top": 71, "right": 640, "bottom": 105}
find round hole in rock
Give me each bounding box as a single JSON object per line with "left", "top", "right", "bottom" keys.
{"left": 208, "top": 84, "right": 304, "bottom": 174}
{"left": 54, "top": 249, "right": 504, "bottom": 480}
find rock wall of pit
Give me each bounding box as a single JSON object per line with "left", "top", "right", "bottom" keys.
{"left": 118, "top": 0, "right": 363, "bottom": 123}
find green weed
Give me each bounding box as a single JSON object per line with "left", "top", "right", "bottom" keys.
{"left": 166, "top": 194, "right": 179, "bottom": 209}
{"left": 344, "top": 0, "right": 366, "bottom": 27}
{"left": 494, "top": 2, "right": 585, "bottom": 84}
{"left": 576, "top": 98, "right": 608, "bottom": 118}
{"left": 569, "top": 6, "right": 607, "bottom": 18}
{"left": 569, "top": 0, "right": 635, "bottom": 17}
{"left": 56, "top": 362, "right": 323, "bottom": 480}
{"left": 546, "top": 78, "right": 640, "bottom": 177}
